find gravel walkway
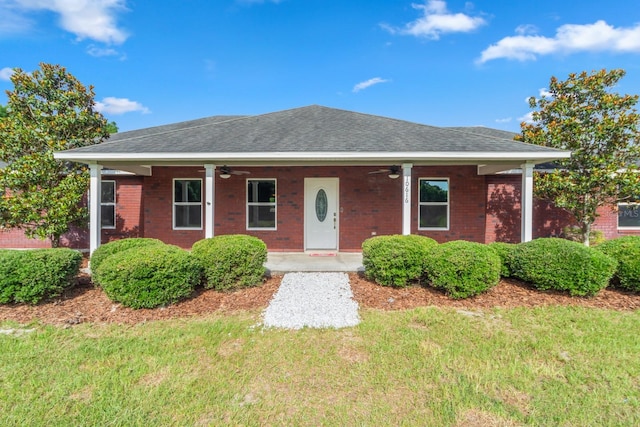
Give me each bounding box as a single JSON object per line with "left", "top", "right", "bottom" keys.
{"left": 262, "top": 272, "right": 360, "bottom": 329}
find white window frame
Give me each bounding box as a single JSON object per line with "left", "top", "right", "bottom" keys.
{"left": 246, "top": 178, "right": 277, "bottom": 230}
{"left": 100, "top": 180, "right": 116, "bottom": 230}
{"left": 418, "top": 177, "right": 450, "bottom": 231}
{"left": 617, "top": 202, "right": 640, "bottom": 230}
{"left": 173, "top": 178, "right": 203, "bottom": 230}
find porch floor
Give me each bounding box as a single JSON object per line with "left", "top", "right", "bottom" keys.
{"left": 264, "top": 252, "right": 364, "bottom": 274}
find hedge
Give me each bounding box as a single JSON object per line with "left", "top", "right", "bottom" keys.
{"left": 510, "top": 238, "right": 617, "bottom": 297}
{"left": 594, "top": 236, "right": 640, "bottom": 292}
{"left": 90, "top": 238, "right": 165, "bottom": 272}
{"left": 362, "top": 234, "right": 438, "bottom": 287}
{"left": 191, "top": 235, "right": 267, "bottom": 291}
{"left": 488, "top": 242, "right": 517, "bottom": 278}
{"left": 424, "top": 241, "right": 501, "bottom": 299}
{"left": 0, "top": 249, "right": 83, "bottom": 304}
{"left": 93, "top": 245, "right": 201, "bottom": 309}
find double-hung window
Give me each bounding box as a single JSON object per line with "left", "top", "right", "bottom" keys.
{"left": 418, "top": 178, "right": 449, "bottom": 230}
{"left": 618, "top": 201, "right": 640, "bottom": 229}
{"left": 247, "top": 179, "right": 276, "bottom": 229}
{"left": 100, "top": 180, "right": 116, "bottom": 229}
{"left": 173, "top": 179, "right": 202, "bottom": 229}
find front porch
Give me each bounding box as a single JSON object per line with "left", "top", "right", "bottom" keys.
{"left": 265, "top": 252, "right": 364, "bottom": 274}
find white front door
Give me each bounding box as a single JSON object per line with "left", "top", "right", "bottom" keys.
{"left": 305, "top": 178, "right": 338, "bottom": 250}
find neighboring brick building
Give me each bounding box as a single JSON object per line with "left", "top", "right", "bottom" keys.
{"left": 3, "top": 105, "right": 636, "bottom": 252}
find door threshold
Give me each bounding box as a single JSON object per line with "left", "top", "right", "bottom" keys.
{"left": 305, "top": 250, "right": 338, "bottom": 257}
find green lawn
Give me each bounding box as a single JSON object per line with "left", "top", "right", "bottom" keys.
{"left": 1, "top": 307, "right": 639, "bottom": 426}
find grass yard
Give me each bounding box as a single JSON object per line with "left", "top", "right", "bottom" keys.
{"left": 1, "top": 306, "right": 639, "bottom": 426}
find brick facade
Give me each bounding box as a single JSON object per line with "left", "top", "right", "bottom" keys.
{"left": 2, "top": 165, "right": 637, "bottom": 250}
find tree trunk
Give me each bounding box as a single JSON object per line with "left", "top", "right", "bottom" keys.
{"left": 581, "top": 222, "right": 591, "bottom": 247}
{"left": 49, "top": 234, "right": 61, "bottom": 248}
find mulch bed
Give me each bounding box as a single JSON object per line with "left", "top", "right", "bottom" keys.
{"left": 1, "top": 273, "right": 638, "bottom": 326}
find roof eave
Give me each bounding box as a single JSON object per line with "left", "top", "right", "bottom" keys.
{"left": 54, "top": 150, "right": 571, "bottom": 165}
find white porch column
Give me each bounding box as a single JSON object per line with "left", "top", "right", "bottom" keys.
{"left": 521, "top": 162, "right": 534, "bottom": 242}
{"left": 402, "top": 163, "right": 413, "bottom": 235}
{"left": 89, "top": 163, "right": 102, "bottom": 256}
{"left": 204, "top": 164, "right": 215, "bottom": 239}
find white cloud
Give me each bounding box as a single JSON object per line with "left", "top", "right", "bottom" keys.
{"left": 0, "top": 67, "right": 14, "bottom": 81}
{"left": 479, "top": 20, "right": 640, "bottom": 63}
{"left": 524, "top": 88, "right": 552, "bottom": 103}
{"left": 2, "top": 0, "right": 129, "bottom": 44}
{"left": 95, "top": 97, "right": 149, "bottom": 115}
{"left": 515, "top": 24, "right": 538, "bottom": 36}
{"left": 0, "top": 5, "right": 34, "bottom": 35}
{"left": 86, "top": 45, "right": 120, "bottom": 57}
{"left": 538, "top": 88, "right": 552, "bottom": 98}
{"left": 384, "top": 0, "right": 486, "bottom": 39}
{"left": 518, "top": 111, "right": 534, "bottom": 124}
{"left": 353, "top": 77, "right": 390, "bottom": 93}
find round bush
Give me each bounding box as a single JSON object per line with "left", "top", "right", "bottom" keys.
{"left": 489, "top": 242, "right": 517, "bottom": 278}
{"left": 511, "top": 238, "right": 617, "bottom": 297}
{"left": 90, "top": 238, "right": 165, "bottom": 273}
{"left": 94, "top": 245, "right": 201, "bottom": 309}
{"left": 594, "top": 236, "right": 640, "bottom": 292}
{"left": 0, "top": 250, "right": 23, "bottom": 304}
{"left": 191, "top": 235, "right": 267, "bottom": 291}
{"left": 424, "top": 241, "right": 501, "bottom": 299}
{"left": 362, "top": 234, "right": 438, "bottom": 287}
{"left": 0, "top": 249, "right": 82, "bottom": 304}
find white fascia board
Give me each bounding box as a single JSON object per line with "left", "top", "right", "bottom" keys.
{"left": 55, "top": 150, "right": 571, "bottom": 164}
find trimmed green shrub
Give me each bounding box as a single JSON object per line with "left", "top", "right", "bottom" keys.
{"left": 594, "top": 236, "right": 640, "bottom": 292}
{"left": 562, "top": 226, "right": 605, "bottom": 246}
{"left": 511, "top": 238, "right": 617, "bottom": 297}
{"left": 0, "top": 250, "right": 24, "bottom": 304}
{"left": 94, "top": 245, "right": 201, "bottom": 309}
{"left": 362, "top": 234, "right": 438, "bottom": 287}
{"left": 0, "top": 249, "right": 82, "bottom": 304}
{"left": 191, "top": 235, "right": 267, "bottom": 291}
{"left": 90, "top": 238, "right": 164, "bottom": 273}
{"left": 489, "top": 242, "right": 517, "bottom": 277}
{"left": 424, "top": 241, "right": 501, "bottom": 299}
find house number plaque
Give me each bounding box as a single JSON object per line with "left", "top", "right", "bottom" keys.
{"left": 404, "top": 176, "right": 410, "bottom": 203}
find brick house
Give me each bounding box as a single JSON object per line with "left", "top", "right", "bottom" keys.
{"left": 4, "top": 105, "right": 635, "bottom": 252}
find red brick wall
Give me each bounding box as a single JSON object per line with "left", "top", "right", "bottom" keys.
{"left": 143, "top": 167, "right": 205, "bottom": 248}
{"left": 412, "top": 165, "right": 487, "bottom": 243}
{"left": 212, "top": 166, "right": 402, "bottom": 251}
{"left": 5, "top": 166, "right": 637, "bottom": 251}
{"left": 484, "top": 174, "right": 640, "bottom": 242}
{"left": 102, "top": 175, "right": 144, "bottom": 243}
{"left": 0, "top": 228, "right": 53, "bottom": 249}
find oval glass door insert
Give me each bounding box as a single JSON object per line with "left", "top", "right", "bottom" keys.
{"left": 315, "top": 189, "right": 328, "bottom": 222}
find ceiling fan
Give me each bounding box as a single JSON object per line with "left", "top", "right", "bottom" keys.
{"left": 219, "top": 166, "right": 251, "bottom": 179}
{"left": 368, "top": 165, "right": 401, "bottom": 179}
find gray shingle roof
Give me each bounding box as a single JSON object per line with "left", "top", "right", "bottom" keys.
{"left": 446, "top": 126, "right": 518, "bottom": 140}
{"left": 59, "top": 105, "right": 561, "bottom": 155}
{"left": 108, "top": 115, "right": 245, "bottom": 142}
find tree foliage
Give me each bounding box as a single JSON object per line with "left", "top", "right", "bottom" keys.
{"left": 0, "top": 104, "right": 7, "bottom": 119}
{"left": 106, "top": 121, "right": 118, "bottom": 134}
{"left": 0, "top": 63, "right": 110, "bottom": 246}
{"left": 521, "top": 69, "right": 640, "bottom": 245}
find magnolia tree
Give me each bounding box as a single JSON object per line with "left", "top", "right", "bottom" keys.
{"left": 521, "top": 69, "right": 640, "bottom": 246}
{"left": 0, "top": 63, "right": 110, "bottom": 246}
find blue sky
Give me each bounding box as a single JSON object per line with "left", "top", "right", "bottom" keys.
{"left": 1, "top": 0, "right": 639, "bottom": 132}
